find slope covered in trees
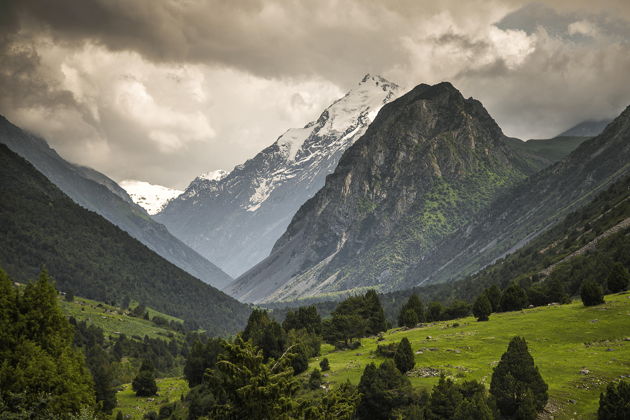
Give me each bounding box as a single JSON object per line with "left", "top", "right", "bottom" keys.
{"left": 0, "top": 144, "right": 250, "bottom": 335}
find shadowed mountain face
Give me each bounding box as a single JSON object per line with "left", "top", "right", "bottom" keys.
{"left": 557, "top": 120, "right": 612, "bottom": 137}
{"left": 155, "top": 75, "right": 401, "bottom": 277}
{"left": 228, "top": 82, "right": 540, "bottom": 303}
{"left": 0, "top": 116, "right": 232, "bottom": 289}
{"left": 0, "top": 144, "right": 250, "bottom": 335}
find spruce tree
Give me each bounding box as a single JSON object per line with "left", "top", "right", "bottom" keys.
{"left": 490, "top": 336, "right": 548, "bottom": 419}
{"left": 393, "top": 337, "right": 415, "bottom": 373}
{"left": 320, "top": 357, "right": 330, "bottom": 371}
{"left": 598, "top": 380, "right": 630, "bottom": 419}
{"left": 606, "top": 263, "right": 630, "bottom": 293}
{"left": 472, "top": 293, "right": 492, "bottom": 322}
{"left": 485, "top": 285, "right": 502, "bottom": 313}
{"left": 364, "top": 290, "right": 387, "bottom": 335}
{"left": 308, "top": 368, "right": 322, "bottom": 390}
{"left": 427, "top": 376, "right": 463, "bottom": 419}
{"left": 499, "top": 284, "right": 528, "bottom": 312}
{"left": 132, "top": 361, "right": 158, "bottom": 397}
{"left": 581, "top": 280, "right": 605, "bottom": 306}
{"left": 357, "top": 360, "right": 415, "bottom": 420}
{"left": 398, "top": 308, "right": 419, "bottom": 328}
{"left": 426, "top": 302, "right": 444, "bottom": 322}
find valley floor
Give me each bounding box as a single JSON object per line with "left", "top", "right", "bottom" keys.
{"left": 310, "top": 293, "right": 630, "bottom": 419}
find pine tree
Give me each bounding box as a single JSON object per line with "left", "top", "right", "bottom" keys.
{"left": 398, "top": 294, "right": 424, "bottom": 327}
{"left": 426, "top": 302, "right": 444, "bottom": 322}
{"left": 472, "top": 293, "right": 492, "bottom": 321}
{"left": 398, "top": 308, "right": 419, "bottom": 328}
{"left": 364, "top": 290, "right": 387, "bottom": 335}
{"left": 499, "top": 284, "right": 528, "bottom": 312}
{"left": 606, "top": 263, "right": 630, "bottom": 293}
{"left": 598, "top": 380, "right": 630, "bottom": 419}
{"left": 490, "top": 336, "right": 548, "bottom": 419}
{"left": 320, "top": 357, "right": 330, "bottom": 371}
{"left": 132, "top": 360, "right": 158, "bottom": 397}
{"left": 357, "top": 360, "right": 415, "bottom": 420}
{"left": 485, "top": 285, "right": 502, "bottom": 313}
{"left": 308, "top": 368, "right": 322, "bottom": 390}
{"left": 393, "top": 337, "right": 415, "bottom": 373}
{"left": 581, "top": 280, "right": 605, "bottom": 306}
{"left": 0, "top": 269, "right": 95, "bottom": 417}
{"left": 427, "top": 376, "right": 463, "bottom": 419}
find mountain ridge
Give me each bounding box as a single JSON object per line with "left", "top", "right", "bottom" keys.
{"left": 156, "top": 74, "right": 401, "bottom": 277}
{"left": 0, "top": 115, "right": 232, "bottom": 289}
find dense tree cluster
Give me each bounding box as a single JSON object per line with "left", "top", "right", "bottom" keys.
{"left": 0, "top": 269, "right": 95, "bottom": 417}
{"left": 322, "top": 290, "right": 387, "bottom": 348}
{"left": 598, "top": 380, "right": 630, "bottom": 419}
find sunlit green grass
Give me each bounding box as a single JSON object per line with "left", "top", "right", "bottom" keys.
{"left": 60, "top": 296, "right": 183, "bottom": 340}
{"left": 112, "top": 377, "right": 188, "bottom": 419}
{"left": 311, "top": 292, "right": 630, "bottom": 419}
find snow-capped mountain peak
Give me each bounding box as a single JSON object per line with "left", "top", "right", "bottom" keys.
{"left": 120, "top": 180, "right": 183, "bottom": 215}
{"left": 155, "top": 74, "right": 401, "bottom": 277}
{"left": 199, "top": 169, "right": 228, "bottom": 182}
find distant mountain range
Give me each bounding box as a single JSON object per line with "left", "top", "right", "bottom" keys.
{"left": 119, "top": 180, "right": 183, "bottom": 215}
{"left": 229, "top": 83, "right": 630, "bottom": 303}
{"left": 0, "top": 144, "right": 250, "bottom": 335}
{"left": 0, "top": 116, "right": 232, "bottom": 289}
{"left": 155, "top": 74, "right": 401, "bottom": 277}
{"left": 557, "top": 119, "right": 612, "bottom": 137}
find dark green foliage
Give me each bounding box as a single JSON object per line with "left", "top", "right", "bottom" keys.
{"left": 485, "top": 285, "right": 502, "bottom": 312}
{"left": 308, "top": 368, "right": 322, "bottom": 390}
{"left": 86, "top": 345, "right": 117, "bottom": 412}
{"left": 426, "top": 302, "right": 444, "bottom": 322}
{"left": 242, "top": 309, "right": 287, "bottom": 361}
{"left": 0, "top": 269, "right": 95, "bottom": 417}
{"left": 606, "top": 263, "right": 630, "bottom": 293}
{"left": 183, "top": 338, "right": 223, "bottom": 387}
{"left": 322, "top": 290, "right": 386, "bottom": 346}
{"left": 194, "top": 337, "right": 300, "bottom": 419}
{"left": 287, "top": 328, "right": 321, "bottom": 359}
{"left": 289, "top": 343, "right": 309, "bottom": 375}
{"left": 428, "top": 377, "right": 493, "bottom": 420}
{"left": 598, "top": 380, "right": 630, "bottom": 420}
{"left": 394, "top": 337, "right": 415, "bottom": 373}
{"left": 490, "top": 337, "right": 548, "bottom": 419}
{"left": 282, "top": 305, "right": 322, "bottom": 334}
{"left": 303, "top": 381, "right": 360, "bottom": 420}
{"left": 500, "top": 284, "right": 528, "bottom": 312}
{"left": 444, "top": 299, "right": 471, "bottom": 319}
{"left": 472, "top": 293, "right": 492, "bottom": 321}
{"left": 376, "top": 342, "right": 399, "bottom": 358}
{"left": 357, "top": 359, "right": 417, "bottom": 420}
{"left": 320, "top": 357, "right": 330, "bottom": 371}
{"left": 132, "top": 361, "right": 158, "bottom": 397}
{"left": 0, "top": 144, "right": 250, "bottom": 336}
{"left": 398, "top": 294, "right": 424, "bottom": 327}
{"left": 581, "top": 279, "right": 605, "bottom": 306}
{"left": 116, "top": 410, "right": 124, "bottom": 420}
{"left": 399, "top": 308, "right": 419, "bottom": 328}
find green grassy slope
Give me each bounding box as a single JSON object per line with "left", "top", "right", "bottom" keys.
{"left": 313, "top": 293, "right": 630, "bottom": 419}
{"left": 60, "top": 296, "right": 184, "bottom": 341}
{"left": 113, "top": 377, "right": 189, "bottom": 420}
{"left": 504, "top": 136, "right": 590, "bottom": 171}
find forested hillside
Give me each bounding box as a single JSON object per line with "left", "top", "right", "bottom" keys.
{"left": 0, "top": 144, "right": 250, "bottom": 335}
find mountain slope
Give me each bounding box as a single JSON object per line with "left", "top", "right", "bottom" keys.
{"left": 229, "top": 82, "right": 538, "bottom": 303}
{"left": 400, "top": 105, "right": 630, "bottom": 288}
{"left": 0, "top": 115, "right": 232, "bottom": 289}
{"left": 0, "top": 144, "right": 249, "bottom": 335}
{"left": 503, "top": 136, "right": 589, "bottom": 171}
{"left": 155, "top": 75, "right": 401, "bottom": 277}
{"left": 558, "top": 119, "right": 612, "bottom": 137}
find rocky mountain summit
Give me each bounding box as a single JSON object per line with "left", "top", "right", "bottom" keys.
{"left": 228, "top": 82, "right": 538, "bottom": 302}
{"left": 156, "top": 75, "right": 401, "bottom": 277}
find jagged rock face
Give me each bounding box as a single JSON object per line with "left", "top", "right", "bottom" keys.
{"left": 401, "top": 105, "right": 630, "bottom": 288}
{"left": 0, "top": 116, "right": 233, "bottom": 289}
{"left": 155, "top": 75, "right": 400, "bottom": 277}
{"left": 228, "top": 82, "right": 536, "bottom": 303}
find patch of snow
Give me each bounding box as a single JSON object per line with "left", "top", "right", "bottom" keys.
{"left": 277, "top": 126, "right": 313, "bottom": 161}
{"left": 199, "top": 169, "right": 228, "bottom": 181}
{"left": 120, "top": 180, "right": 183, "bottom": 215}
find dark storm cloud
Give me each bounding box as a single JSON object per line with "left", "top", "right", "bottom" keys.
{"left": 0, "top": 0, "right": 629, "bottom": 187}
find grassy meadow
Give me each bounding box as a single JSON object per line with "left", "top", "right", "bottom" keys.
{"left": 310, "top": 293, "right": 630, "bottom": 419}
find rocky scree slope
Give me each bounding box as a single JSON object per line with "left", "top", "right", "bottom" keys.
{"left": 156, "top": 75, "right": 400, "bottom": 277}
{"left": 229, "top": 82, "right": 538, "bottom": 303}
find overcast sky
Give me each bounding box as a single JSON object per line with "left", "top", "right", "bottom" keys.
{"left": 2, "top": 0, "right": 630, "bottom": 189}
